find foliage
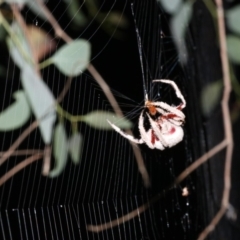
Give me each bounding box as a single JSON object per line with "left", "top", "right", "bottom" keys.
{"left": 0, "top": 1, "right": 131, "bottom": 177}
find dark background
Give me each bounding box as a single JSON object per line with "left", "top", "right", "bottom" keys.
{"left": 0, "top": 0, "right": 240, "bottom": 239}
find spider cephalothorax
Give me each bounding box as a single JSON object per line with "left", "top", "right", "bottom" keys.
{"left": 107, "top": 79, "right": 186, "bottom": 150}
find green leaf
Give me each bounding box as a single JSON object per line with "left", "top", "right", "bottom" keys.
{"left": 201, "top": 80, "right": 223, "bottom": 116}
{"left": 26, "top": 0, "right": 48, "bottom": 21}
{"left": 21, "top": 64, "right": 56, "bottom": 144}
{"left": 51, "top": 39, "right": 91, "bottom": 77}
{"left": 7, "top": 22, "right": 56, "bottom": 143}
{"left": 226, "top": 5, "right": 240, "bottom": 35}
{"left": 106, "top": 11, "right": 129, "bottom": 28}
{"left": 0, "top": 25, "right": 7, "bottom": 41}
{"left": 6, "top": 22, "right": 33, "bottom": 70}
{"left": 226, "top": 35, "right": 240, "bottom": 63}
{"left": 0, "top": 91, "right": 31, "bottom": 130}
{"left": 4, "top": 0, "right": 27, "bottom": 3}
{"left": 157, "top": 0, "right": 182, "bottom": 14}
{"left": 64, "top": 0, "right": 88, "bottom": 27}
{"left": 3, "top": 0, "right": 47, "bottom": 19}
{"left": 81, "top": 111, "right": 132, "bottom": 130}
{"left": 49, "top": 122, "right": 68, "bottom": 177}
{"left": 170, "top": 2, "right": 193, "bottom": 63}
{"left": 68, "top": 132, "right": 83, "bottom": 164}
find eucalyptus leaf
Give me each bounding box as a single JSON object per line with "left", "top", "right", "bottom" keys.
{"left": 0, "top": 91, "right": 31, "bottom": 130}
{"left": 201, "top": 80, "right": 223, "bottom": 116}
{"left": 26, "top": 0, "right": 48, "bottom": 21}
{"left": 226, "top": 5, "right": 240, "bottom": 35}
{"left": 68, "top": 132, "right": 83, "bottom": 164}
{"left": 6, "top": 22, "right": 34, "bottom": 70}
{"left": 81, "top": 111, "right": 132, "bottom": 130}
{"left": 4, "top": 0, "right": 27, "bottom": 3}
{"left": 157, "top": 0, "right": 182, "bottom": 14}
{"left": 0, "top": 25, "right": 7, "bottom": 41}
{"left": 51, "top": 39, "right": 91, "bottom": 77}
{"left": 170, "top": 2, "right": 193, "bottom": 63}
{"left": 64, "top": 0, "right": 87, "bottom": 27}
{"left": 226, "top": 35, "right": 240, "bottom": 63}
{"left": 49, "top": 122, "right": 68, "bottom": 177}
{"left": 21, "top": 64, "right": 56, "bottom": 144}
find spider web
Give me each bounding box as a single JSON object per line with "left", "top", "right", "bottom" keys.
{"left": 0, "top": 0, "right": 200, "bottom": 239}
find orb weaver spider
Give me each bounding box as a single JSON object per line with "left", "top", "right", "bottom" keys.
{"left": 107, "top": 79, "right": 186, "bottom": 150}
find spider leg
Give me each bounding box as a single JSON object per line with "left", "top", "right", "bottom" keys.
{"left": 145, "top": 113, "right": 168, "bottom": 147}
{"left": 154, "top": 102, "right": 185, "bottom": 125}
{"left": 138, "top": 112, "right": 156, "bottom": 149}
{"left": 107, "top": 120, "right": 144, "bottom": 144}
{"left": 152, "top": 79, "right": 186, "bottom": 109}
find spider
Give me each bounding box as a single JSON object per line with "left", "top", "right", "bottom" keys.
{"left": 107, "top": 79, "right": 186, "bottom": 150}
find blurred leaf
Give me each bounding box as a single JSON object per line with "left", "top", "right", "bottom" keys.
{"left": 6, "top": 22, "right": 33, "bottom": 70}
{"left": 68, "top": 132, "right": 83, "bottom": 164}
{"left": 170, "top": 2, "right": 193, "bottom": 64}
{"left": 201, "top": 80, "right": 223, "bottom": 116}
{"left": 106, "top": 11, "right": 129, "bottom": 28}
{"left": 0, "top": 65, "right": 6, "bottom": 77}
{"left": 81, "top": 111, "right": 132, "bottom": 130}
{"left": 3, "top": 0, "right": 46, "bottom": 19}
{"left": 51, "top": 39, "right": 91, "bottom": 77}
{"left": 63, "top": 0, "right": 88, "bottom": 27}
{"left": 0, "top": 91, "right": 31, "bottom": 130}
{"left": 157, "top": 0, "right": 182, "bottom": 14}
{"left": 26, "top": 0, "right": 48, "bottom": 20}
{"left": 226, "top": 35, "right": 240, "bottom": 63}
{"left": 0, "top": 25, "right": 7, "bottom": 41}
{"left": 21, "top": 64, "right": 56, "bottom": 144}
{"left": 226, "top": 5, "right": 240, "bottom": 35}
{"left": 4, "top": 0, "right": 26, "bottom": 3}
{"left": 7, "top": 22, "right": 56, "bottom": 143}
{"left": 49, "top": 122, "right": 68, "bottom": 177}
{"left": 27, "top": 25, "right": 56, "bottom": 61}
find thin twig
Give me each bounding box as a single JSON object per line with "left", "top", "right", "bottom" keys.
{"left": 35, "top": 0, "right": 72, "bottom": 43}
{"left": 0, "top": 149, "right": 43, "bottom": 156}
{"left": 0, "top": 121, "right": 39, "bottom": 166}
{"left": 42, "top": 145, "right": 52, "bottom": 176}
{"left": 198, "top": 0, "right": 233, "bottom": 239}
{"left": 87, "top": 194, "right": 160, "bottom": 232}
{"left": 0, "top": 153, "right": 43, "bottom": 187}
{"left": 174, "top": 140, "right": 227, "bottom": 185}
{"left": 56, "top": 77, "right": 73, "bottom": 103}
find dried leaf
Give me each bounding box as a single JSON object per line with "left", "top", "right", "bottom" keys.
{"left": 0, "top": 91, "right": 31, "bottom": 130}
{"left": 81, "top": 111, "right": 132, "bottom": 130}
{"left": 27, "top": 25, "right": 56, "bottom": 61}
{"left": 49, "top": 122, "right": 68, "bottom": 177}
